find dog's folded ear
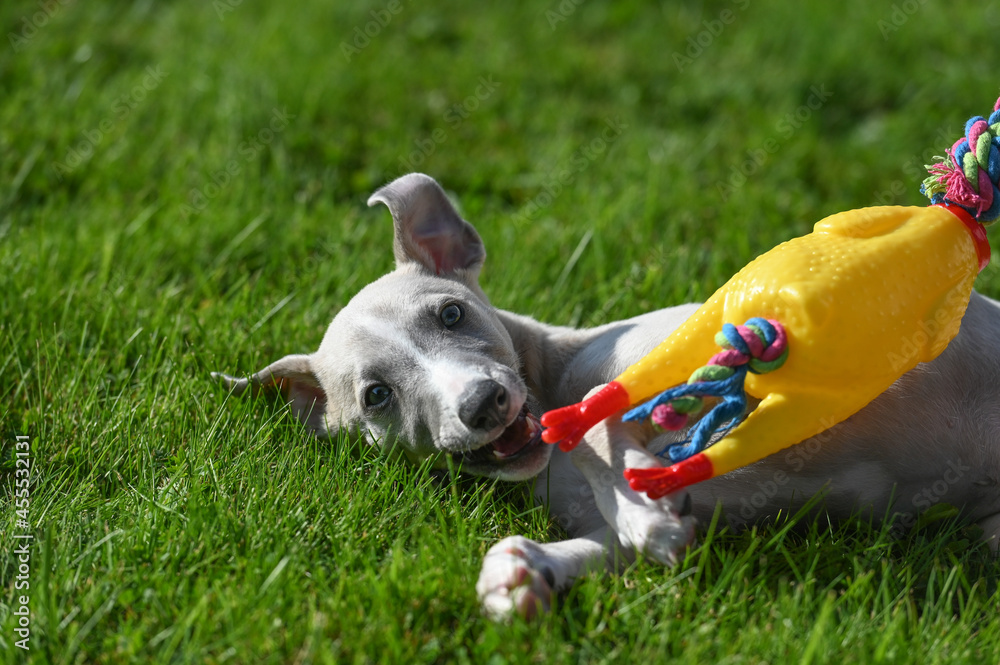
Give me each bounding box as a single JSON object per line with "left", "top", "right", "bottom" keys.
{"left": 367, "top": 173, "right": 486, "bottom": 278}
{"left": 212, "top": 354, "right": 330, "bottom": 437}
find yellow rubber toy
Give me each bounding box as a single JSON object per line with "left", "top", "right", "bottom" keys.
{"left": 543, "top": 205, "right": 987, "bottom": 497}
{"left": 541, "top": 98, "right": 999, "bottom": 499}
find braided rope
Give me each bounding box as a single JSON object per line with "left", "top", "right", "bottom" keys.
{"left": 622, "top": 317, "right": 788, "bottom": 463}
{"left": 922, "top": 96, "right": 1000, "bottom": 223}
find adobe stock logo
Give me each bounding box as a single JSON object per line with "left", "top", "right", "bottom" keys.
{"left": 735, "top": 417, "right": 838, "bottom": 521}
{"left": 671, "top": 0, "right": 752, "bottom": 72}
{"left": 716, "top": 84, "right": 833, "bottom": 201}
{"left": 7, "top": 0, "right": 72, "bottom": 53}
{"left": 340, "top": 0, "right": 407, "bottom": 62}
{"left": 179, "top": 108, "right": 294, "bottom": 217}
{"left": 396, "top": 76, "right": 501, "bottom": 173}
{"left": 51, "top": 66, "right": 169, "bottom": 179}
{"left": 891, "top": 457, "right": 972, "bottom": 536}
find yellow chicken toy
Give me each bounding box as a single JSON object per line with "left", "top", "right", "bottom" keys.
{"left": 541, "top": 97, "right": 998, "bottom": 500}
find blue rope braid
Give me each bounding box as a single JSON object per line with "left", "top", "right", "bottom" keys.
{"left": 922, "top": 98, "right": 1000, "bottom": 223}
{"left": 621, "top": 317, "right": 788, "bottom": 463}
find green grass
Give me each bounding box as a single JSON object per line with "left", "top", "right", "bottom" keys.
{"left": 3, "top": 0, "right": 1000, "bottom": 662}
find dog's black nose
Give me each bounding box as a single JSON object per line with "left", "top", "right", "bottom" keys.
{"left": 459, "top": 380, "right": 508, "bottom": 432}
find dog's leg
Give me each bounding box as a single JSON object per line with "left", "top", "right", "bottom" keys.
{"left": 476, "top": 526, "right": 623, "bottom": 620}
{"left": 569, "top": 389, "right": 696, "bottom": 565}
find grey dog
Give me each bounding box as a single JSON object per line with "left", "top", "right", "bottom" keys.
{"left": 215, "top": 173, "right": 1000, "bottom": 619}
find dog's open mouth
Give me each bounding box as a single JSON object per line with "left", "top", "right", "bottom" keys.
{"left": 457, "top": 404, "right": 544, "bottom": 464}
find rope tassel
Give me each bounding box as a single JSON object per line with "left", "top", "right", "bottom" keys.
{"left": 622, "top": 317, "right": 788, "bottom": 462}
{"left": 921, "top": 99, "right": 1000, "bottom": 223}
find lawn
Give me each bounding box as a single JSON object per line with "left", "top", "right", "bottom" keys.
{"left": 2, "top": 0, "right": 1000, "bottom": 662}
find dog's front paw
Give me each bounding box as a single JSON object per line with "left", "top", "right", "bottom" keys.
{"left": 476, "top": 536, "right": 556, "bottom": 620}
{"left": 613, "top": 491, "right": 695, "bottom": 565}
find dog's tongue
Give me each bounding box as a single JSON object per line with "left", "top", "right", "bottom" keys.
{"left": 492, "top": 432, "right": 526, "bottom": 457}
{"left": 491, "top": 413, "right": 540, "bottom": 457}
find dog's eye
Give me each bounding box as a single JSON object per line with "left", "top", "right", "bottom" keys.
{"left": 365, "top": 385, "right": 392, "bottom": 407}
{"left": 440, "top": 303, "right": 463, "bottom": 327}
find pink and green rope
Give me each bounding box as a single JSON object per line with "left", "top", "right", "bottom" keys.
{"left": 622, "top": 317, "right": 788, "bottom": 463}
{"left": 922, "top": 96, "right": 1000, "bottom": 223}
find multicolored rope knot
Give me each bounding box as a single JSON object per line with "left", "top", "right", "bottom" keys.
{"left": 922, "top": 96, "right": 1000, "bottom": 223}
{"left": 621, "top": 317, "right": 788, "bottom": 463}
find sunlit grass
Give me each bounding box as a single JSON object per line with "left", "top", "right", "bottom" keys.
{"left": 2, "top": 0, "right": 999, "bottom": 662}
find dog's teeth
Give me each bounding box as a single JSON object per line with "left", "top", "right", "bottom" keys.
{"left": 492, "top": 448, "right": 507, "bottom": 459}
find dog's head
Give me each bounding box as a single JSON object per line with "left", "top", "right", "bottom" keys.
{"left": 214, "top": 174, "right": 553, "bottom": 481}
